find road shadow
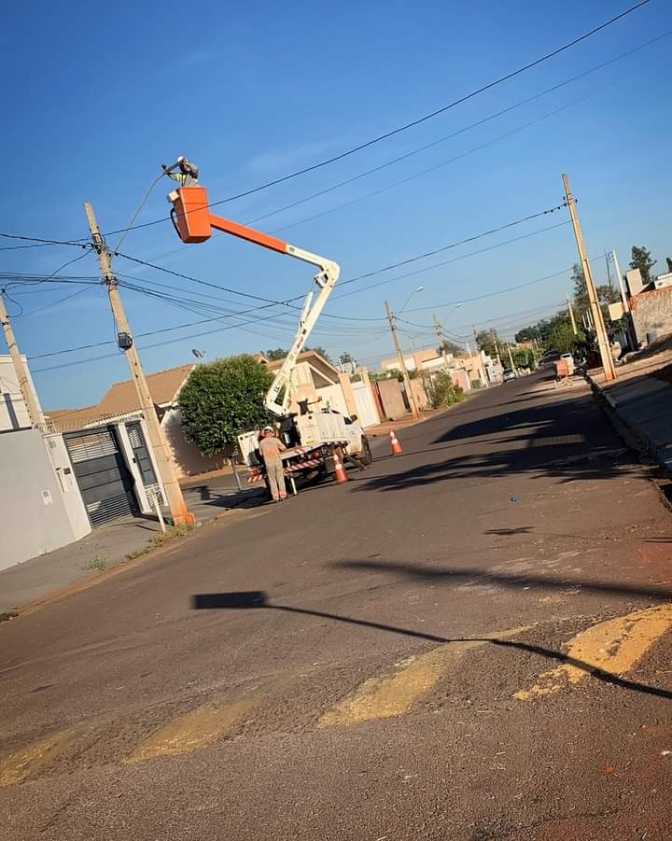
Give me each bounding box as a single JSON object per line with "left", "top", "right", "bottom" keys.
{"left": 330, "top": 558, "right": 672, "bottom": 601}
{"left": 191, "top": 590, "right": 672, "bottom": 701}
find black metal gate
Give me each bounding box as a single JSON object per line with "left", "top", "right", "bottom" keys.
{"left": 65, "top": 427, "right": 139, "bottom": 527}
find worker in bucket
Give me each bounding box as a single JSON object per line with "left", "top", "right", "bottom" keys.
{"left": 161, "top": 156, "right": 200, "bottom": 186}
{"left": 258, "top": 426, "right": 287, "bottom": 502}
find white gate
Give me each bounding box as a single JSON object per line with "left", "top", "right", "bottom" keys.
{"left": 351, "top": 381, "right": 380, "bottom": 428}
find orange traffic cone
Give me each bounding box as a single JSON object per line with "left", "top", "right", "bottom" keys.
{"left": 390, "top": 430, "right": 403, "bottom": 455}
{"left": 333, "top": 450, "right": 349, "bottom": 483}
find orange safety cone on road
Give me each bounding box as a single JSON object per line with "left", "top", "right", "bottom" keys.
{"left": 333, "top": 450, "right": 349, "bottom": 483}
{"left": 390, "top": 430, "right": 403, "bottom": 455}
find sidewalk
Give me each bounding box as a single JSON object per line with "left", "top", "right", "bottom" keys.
{"left": 0, "top": 479, "right": 264, "bottom": 615}
{"left": 590, "top": 357, "right": 672, "bottom": 477}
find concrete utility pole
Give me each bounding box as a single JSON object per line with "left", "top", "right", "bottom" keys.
{"left": 567, "top": 297, "right": 578, "bottom": 335}
{"left": 472, "top": 325, "right": 489, "bottom": 387}
{"left": 507, "top": 343, "right": 516, "bottom": 371}
{"left": 385, "top": 300, "right": 419, "bottom": 419}
{"left": 84, "top": 203, "right": 194, "bottom": 526}
{"left": 562, "top": 174, "right": 616, "bottom": 381}
{"left": 0, "top": 292, "right": 42, "bottom": 427}
{"left": 433, "top": 313, "right": 450, "bottom": 369}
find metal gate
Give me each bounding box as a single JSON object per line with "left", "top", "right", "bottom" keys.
{"left": 65, "top": 427, "right": 139, "bottom": 527}
{"left": 126, "top": 421, "right": 164, "bottom": 507}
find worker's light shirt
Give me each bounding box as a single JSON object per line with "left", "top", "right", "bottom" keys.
{"left": 258, "top": 437, "right": 286, "bottom": 461}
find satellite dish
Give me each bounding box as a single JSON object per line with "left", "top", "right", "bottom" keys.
{"left": 192, "top": 349, "right": 205, "bottom": 359}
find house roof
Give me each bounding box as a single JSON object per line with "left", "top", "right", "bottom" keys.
{"left": 266, "top": 350, "right": 338, "bottom": 375}
{"left": 46, "top": 364, "right": 195, "bottom": 429}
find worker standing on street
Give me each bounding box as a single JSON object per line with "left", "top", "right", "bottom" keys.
{"left": 258, "top": 426, "right": 287, "bottom": 502}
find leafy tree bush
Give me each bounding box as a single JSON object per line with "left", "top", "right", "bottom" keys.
{"left": 428, "top": 371, "right": 465, "bottom": 409}
{"left": 179, "top": 355, "right": 274, "bottom": 456}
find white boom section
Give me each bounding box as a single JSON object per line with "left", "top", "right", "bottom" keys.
{"left": 265, "top": 246, "right": 340, "bottom": 417}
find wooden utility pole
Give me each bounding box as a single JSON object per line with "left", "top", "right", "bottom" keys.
{"left": 385, "top": 300, "right": 419, "bottom": 419}
{"left": 84, "top": 203, "right": 194, "bottom": 526}
{"left": 562, "top": 174, "right": 616, "bottom": 381}
{"left": 567, "top": 297, "right": 578, "bottom": 335}
{"left": 0, "top": 292, "right": 42, "bottom": 427}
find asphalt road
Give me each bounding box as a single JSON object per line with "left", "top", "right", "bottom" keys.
{"left": 2, "top": 372, "right": 672, "bottom": 841}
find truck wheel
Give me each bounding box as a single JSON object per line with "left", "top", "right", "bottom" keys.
{"left": 360, "top": 436, "right": 373, "bottom": 465}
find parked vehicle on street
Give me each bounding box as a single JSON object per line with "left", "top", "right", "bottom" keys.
{"left": 502, "top": 369, "right": 517, "bottom": 382}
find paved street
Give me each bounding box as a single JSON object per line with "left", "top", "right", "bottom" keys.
{"left": 2, "top": 372, "right": 672, "bottom": 841}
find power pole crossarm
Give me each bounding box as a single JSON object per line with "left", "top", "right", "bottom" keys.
{"left": 84, "top": 203, "right": 194, "bottom": 526}
{"left": 385, "top": 301, "right": 419, "bottom": 419}
{"left": 433, "top": 313, "right": 450, "bottom": 368}
{"left": 562, "top": 174, "right": 616, "bottom": 381}
{"left": 0, "top": 293, "right": 43, "bottom": 427}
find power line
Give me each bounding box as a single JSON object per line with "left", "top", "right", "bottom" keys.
{"left": 101, "top": 1, "right": 652, "bottom": 238}
{"left": 241, "top": 30, "right": 670, "bottom": 236}
{"left": 23, "top": 206, "right": 574, "bottom": 362}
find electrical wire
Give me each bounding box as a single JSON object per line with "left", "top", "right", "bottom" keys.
{"left": 100, "top": 1, "right": 651, "bottom": 239}
{"left": 113, "top": 173, "right": 165, "bottom": 253}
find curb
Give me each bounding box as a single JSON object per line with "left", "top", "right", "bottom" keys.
{"left": 587, "top": 374, "right": 671, "bottom": 476}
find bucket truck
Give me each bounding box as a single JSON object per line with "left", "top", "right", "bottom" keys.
{"left": 163, "top": 158, "right": 372, "bottom": 489}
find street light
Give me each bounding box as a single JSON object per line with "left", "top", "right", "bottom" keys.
{"left": 398, "top": 285, "right": 424, "bottom": 315}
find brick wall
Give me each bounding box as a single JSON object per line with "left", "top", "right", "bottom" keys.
{"left": 630, "top": 288, "right": 672, "bottom": 343}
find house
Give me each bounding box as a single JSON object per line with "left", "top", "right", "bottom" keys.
{"left": 0, "top": 355, "right": 91, "bottom": 571}
{"left": 47, "top": 363, "right": 224, "bottom": 482}
{"left": 263, "top": 351, "right": 359, "bottom": 419}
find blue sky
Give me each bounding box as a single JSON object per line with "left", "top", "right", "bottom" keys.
{"left": 2, "top": 0, "right": 671, "bottom": 409}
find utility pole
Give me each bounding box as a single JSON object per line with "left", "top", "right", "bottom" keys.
{"left": 0, "top": 292, "right": 42, "bottom": 427}
{"left": 385, "top": 300, "right": 419, "bottom": 419}
{"left": 433, "top": 313, "right": 450, "bottom": 369}
{"left": 562, "top": 174, "right": 616, "bottom": 381}
{"left": 507, "top": 343, "right": 516, "bottom": 372}
{"left": 472, "top": 325, "right": 489, "bottom": 388}
{"left": 84, "top": 203, "right": 194, "bottom": 526}
{"left": 567, "top": 297, "right": 578, "bottom": 335}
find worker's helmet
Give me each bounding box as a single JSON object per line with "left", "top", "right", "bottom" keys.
{"left": 177, "top": 155, "right": 185, "bottom": 163}
{"left": 262, "top": 425, "right": 274, "bottom": 434}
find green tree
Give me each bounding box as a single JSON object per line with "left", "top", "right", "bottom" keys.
{"left": 428, "top": 371, "right": 465, "bottom": 409}
{"left": 179, "top": 355, "right": 274, "bottom": 456}
{"left": 548, "top": 322, "right": 578, "bottom": 355}
{"left": 475, "top": 330, "right": 499, "bottom": 359}
{"left": 629, "top": 246, "right": 656, "bottom": 285}
{"left": 265, "top": 348, "right": 287, "bottom": 361}
{"left": 437, "top": 339, "right": 464, "bottom": 357}
{"left": 514, "top": 326, "right": 540, "bottom": 344}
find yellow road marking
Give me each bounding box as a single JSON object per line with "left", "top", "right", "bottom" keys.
{"left": 515, "top": 603, "right": 672, "bottom": 701}
{"left": 124, "top": 700, "right": 252, "bottom": 764}
{"left": 319, "top": 626, "right": 533, "bottom": 728}
{"left": 0, "top": 726, "right": 81, "bottom": 788}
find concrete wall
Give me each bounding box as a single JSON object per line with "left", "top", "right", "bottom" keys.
{"left": 161, "top": 408, "right": 224, "bottom": 479}
{"left": 0, "top": 355, "right": 44, "bottom": 430}
{"left": 410, "top": 378, "right": 430, "bottom": 410}
{"left": 42, "top": 432, "right": 91, "bottom": 541}
{"left": 630, "top": 288, "right": 672, "bottom": 344}
{"left": 0, "top": 429, "right": 87, "bottom": 571}
{"left": 376, "top": 379, "right": 408, "bottom": 420}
